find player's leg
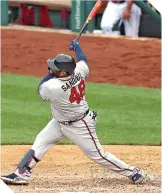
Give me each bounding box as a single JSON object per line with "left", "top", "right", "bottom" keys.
{"left": 61, "top": 111, "right": 146, "bottom": 184}
{"left": 1, "top": 119, "right": 64, "bottom": 184}
{"left": 123, "top": 4, "right": 141, "bottom": 37}
{"left": 100, "top": 1, "right": 122, "bottom": 35}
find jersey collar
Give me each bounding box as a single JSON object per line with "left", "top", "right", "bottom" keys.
{"left": 58, "top": 72, "right": 75, "bottom": 81}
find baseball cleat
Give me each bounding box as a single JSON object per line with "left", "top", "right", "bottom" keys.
{"left": 1, "top": 173, "right": 28, "bottom": 185}
{"left": 131, "top": 169, "right": 149, "bottom": 184}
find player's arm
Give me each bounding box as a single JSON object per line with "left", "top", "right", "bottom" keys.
{"left": 37, "top": 73, "right": 54, "bottom": 101}
{"left": 69, "top": 40, "right": 89, "bottom": 77}
{"left": 122, "top": 0, "right": 133, "bottom": 20}
{"left": 126, "top": 0, "right": 133, "bottom": 10}
{"left": 38, "top": 73, "right": 54, "bottom": 89}
{"left": 69, "top": 41, "right": 88, "bottom": 64}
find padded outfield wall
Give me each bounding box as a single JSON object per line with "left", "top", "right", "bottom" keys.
{"left": 1, "top": 0, "right": 161, "bottom": 38}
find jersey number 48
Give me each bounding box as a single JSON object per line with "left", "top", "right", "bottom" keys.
{"left": 69, "top": 80, "right": 85, "bottom": 104}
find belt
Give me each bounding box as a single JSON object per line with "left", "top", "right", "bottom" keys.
{"left": 112, "top": 0, "right": 125, "bottom": 4}
{"left": 60, "top": 109, "right": 89, "bottom": 125}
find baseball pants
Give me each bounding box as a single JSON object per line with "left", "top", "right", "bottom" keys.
{"left": 100, "top": 1, "right": 141, "bottom": 37}
{"left": 29, "top": 110, "right": 136, "bottom": 177}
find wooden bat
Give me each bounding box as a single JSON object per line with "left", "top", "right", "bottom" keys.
{"left": 70, "top": 0, "right": 103, "bottom": 50}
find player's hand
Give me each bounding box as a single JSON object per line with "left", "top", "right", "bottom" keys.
{"left": 122, "top": 9, "right": 131, "bottom": 20}
{"left": 69, "top": 40, "right": 80, "bottom": 51}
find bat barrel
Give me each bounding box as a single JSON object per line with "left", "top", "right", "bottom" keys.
{"left": 70, "top": 0, "right": 103, "bottom": 44}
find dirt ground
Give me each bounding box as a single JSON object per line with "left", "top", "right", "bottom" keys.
{"left": 1, "top": 145, "right": 161, "bottom": 193}
{"left": 1, "top": 28, "right": 161, "bottom": 88}
{"left": 1, "top": 28, "right": 161, "bottom": 193}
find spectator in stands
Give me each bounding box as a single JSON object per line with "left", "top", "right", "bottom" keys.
{"left": 100, "top": 0, "right": 141, "bottom": 37}
{"left": 60, "top": 8, "right": 69, "bottom": 29}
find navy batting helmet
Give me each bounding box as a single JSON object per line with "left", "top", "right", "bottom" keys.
{"left": 47, "top": 54, "right": 76, "bottom": 75}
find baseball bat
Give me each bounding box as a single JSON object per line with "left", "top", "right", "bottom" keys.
{"left": 74, "top": 0, "right": 103, "bottom": 42}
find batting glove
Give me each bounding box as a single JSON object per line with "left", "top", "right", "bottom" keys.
{"left": 69, "top": 40, "right": 80, "bottom": 51}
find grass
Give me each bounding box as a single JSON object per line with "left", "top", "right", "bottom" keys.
{"left": 1, "top": 73, "right": 161, "bottom": 145}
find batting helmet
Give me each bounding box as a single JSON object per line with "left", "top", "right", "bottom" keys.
{"left": 47, "top": 54, "right": 76, "bottom": 75}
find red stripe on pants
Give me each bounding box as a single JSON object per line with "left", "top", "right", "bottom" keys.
{"left": 81, "top": 118, "right": 133, "bottom": 172}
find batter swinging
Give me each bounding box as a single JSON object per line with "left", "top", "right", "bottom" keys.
{"left": 1, "top": 40, "right": 148, "bottom": 185}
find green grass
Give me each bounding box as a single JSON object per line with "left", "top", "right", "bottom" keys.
{"left": 1, "top": 73, "right": 161, "bottom": 145}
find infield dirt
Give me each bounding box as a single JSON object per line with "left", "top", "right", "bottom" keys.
{"left": 1, "top": 28, "right": 161, "bottom": 193}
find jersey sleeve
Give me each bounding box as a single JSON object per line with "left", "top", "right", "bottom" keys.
{"left": 76, "top": 60, "right": 89, "bottom": 78}
{"left": 38, "top": 82, "right": 51, "bottom": 101}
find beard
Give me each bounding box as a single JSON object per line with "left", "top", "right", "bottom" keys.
{"left": 48, "top": 69, "right": 68, "bottom": 78}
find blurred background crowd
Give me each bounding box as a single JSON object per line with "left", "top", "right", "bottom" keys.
{"left": 2, "top": 0, "right": 161, "bottom": 38}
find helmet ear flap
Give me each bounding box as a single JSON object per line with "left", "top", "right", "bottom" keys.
{"left": 47, "top": 59, "right": 59, "bottom": 70}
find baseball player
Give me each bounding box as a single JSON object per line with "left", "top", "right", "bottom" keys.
{"left": 1, "top": 40, "right": 148, "bottom": 185}
{"left": 100, "top": 0, "right": 141, "bottom": 36}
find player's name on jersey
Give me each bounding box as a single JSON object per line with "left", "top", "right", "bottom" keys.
{"left": 61, "top": 73, "right": 82, "bottom": 91}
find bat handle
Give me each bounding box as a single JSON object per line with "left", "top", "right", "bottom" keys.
{"left": 75, "top": 21, "right": 89, "bottom": 42}
{"left": 69, "top": 19, "right": 89, "bottom": 50}
{"left": 75, "top": 36, "right": 80, "bottom": 42}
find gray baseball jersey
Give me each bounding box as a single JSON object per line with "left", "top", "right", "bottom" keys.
{"left": 39, "top": 60, "right": 89, "bottom": 122}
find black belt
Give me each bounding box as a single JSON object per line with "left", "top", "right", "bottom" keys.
{"left": 112, "top": 0, "right": 125, "bottom": 4}
{"left": 60, "top": 109, "right": 89, "bottom": 125}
